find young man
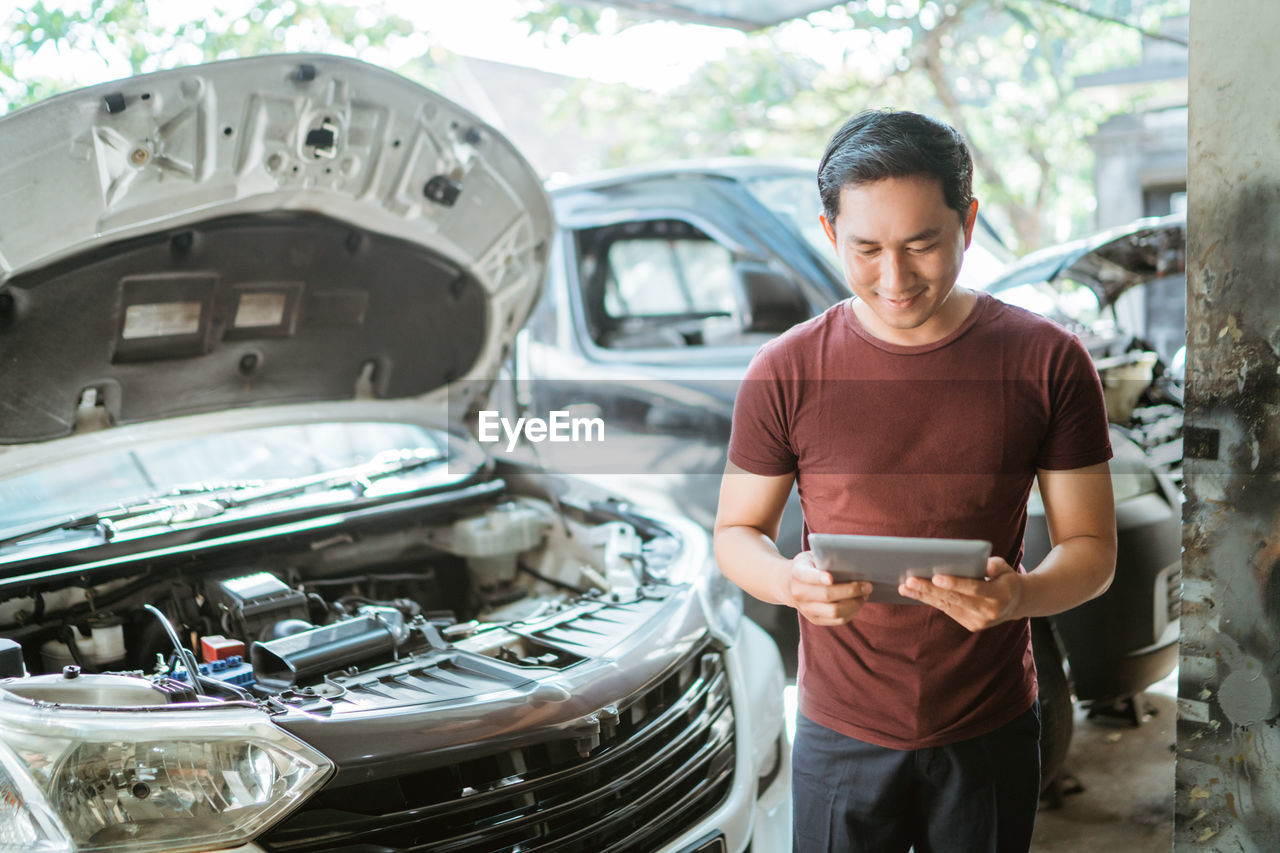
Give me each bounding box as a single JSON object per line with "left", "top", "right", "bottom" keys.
{"left": 713, "top": 110, "right": 1117, "bottom": 851}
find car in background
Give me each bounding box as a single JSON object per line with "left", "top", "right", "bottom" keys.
{"left": 506, "top": 165, "right": 1180, "bottom": 791}
{"left": 982, "top": 212, "right": 1185, "bottom": 720}
{"left": 516, "top": 159, "right": 1012, "bottom": 626}
{"left": 0, "top": 55, "right": 791, "bottom": 852}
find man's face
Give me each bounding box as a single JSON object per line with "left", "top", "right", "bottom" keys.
{"left": 820, "top": 175, "right": 978, "bottom": 346}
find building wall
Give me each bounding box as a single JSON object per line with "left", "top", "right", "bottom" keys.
{"left": 1090, "top": 106, "right": 1187, "bottom": 229}
{"left": 1083, "top": 12, "right": 1188, "bottom": 232}
{"left": 1177, "top": 1, "right": 1280, "bottom": 848}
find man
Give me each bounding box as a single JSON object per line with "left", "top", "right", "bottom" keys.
{"left": 713, "top": 109, "right": 1117, "bottom": 852}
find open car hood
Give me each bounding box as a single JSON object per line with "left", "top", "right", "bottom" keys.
{"left": 984, "top": 213, "right": 1185, "bottom": 307}
{"left": 0, "top": 54, "right": 552, "bottom": 445}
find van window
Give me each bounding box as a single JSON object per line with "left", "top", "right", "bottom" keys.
{"left": 604, "top": 236, "right": 735, "bottom": 318}
{"left": 575, "top": 219, "right": 741, "bottom": 350}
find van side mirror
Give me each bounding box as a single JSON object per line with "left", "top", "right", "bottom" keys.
{"left": 733, "top": 262, "right": 810, "bottom": 333}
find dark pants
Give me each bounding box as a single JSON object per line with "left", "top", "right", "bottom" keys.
{"left": 791, "top": 703, "right": 1041, "bottom": 853}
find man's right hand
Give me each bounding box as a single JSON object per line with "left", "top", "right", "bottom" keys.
{"left": 715, "top": 462, "right": 872, "bottom": 626}
{"left": 781, "top": 551, "right": 874, "bottom": 626}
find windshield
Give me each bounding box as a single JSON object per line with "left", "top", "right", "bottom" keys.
{"left": 0, "top": 422, "right": 459, "bottom": 532}
{"left": 743, "top": 173, "right": 1010, "bottom": 289}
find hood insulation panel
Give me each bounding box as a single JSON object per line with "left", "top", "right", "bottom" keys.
{"left": 0, "top": 212, "right": 486, "bottom": 443}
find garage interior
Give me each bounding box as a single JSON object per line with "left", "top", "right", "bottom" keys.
{"left": 1, "top": 0, "right": 1274, "bottom": 849}
{"left": 597, "top": 1, "right": 1280, "bottom": 849}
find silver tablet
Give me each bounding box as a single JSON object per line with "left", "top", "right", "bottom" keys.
{"left": 808, "top": 533, "right": 992, "bottom": 606}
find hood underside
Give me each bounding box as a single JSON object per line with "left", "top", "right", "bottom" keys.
{"left": 0, "top": 54, "right": 553, "bottom": 445}
{"left": 987, "top": 213, "right": 1185, "bottom": 306}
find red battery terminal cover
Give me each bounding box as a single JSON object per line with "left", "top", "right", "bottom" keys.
{"left": 201, "top": 634, "right": 246, "bottom": 663}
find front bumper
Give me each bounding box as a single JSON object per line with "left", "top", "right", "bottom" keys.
{"left": 241, "top": 606, "right": 790, "bottom": 853}
{"left": 665, "top": 614, "right": 792, "bottom": 853}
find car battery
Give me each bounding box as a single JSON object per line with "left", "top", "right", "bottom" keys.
{"left": 0, "top": 638, "right": 26, "bottom": 678}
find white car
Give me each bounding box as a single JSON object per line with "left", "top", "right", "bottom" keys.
{"left": 0, "top": 54, "right": 789, "bottom": 853}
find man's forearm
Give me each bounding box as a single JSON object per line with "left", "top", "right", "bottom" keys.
{"left": 713, "top": 524, "right": 795, "bottom": 607}
{"left": 1011, "top": 535, "right": 1116, "bottom": 620}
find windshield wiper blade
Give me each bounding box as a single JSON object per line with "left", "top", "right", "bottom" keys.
{"left": 0, "top": 499, "right": 220, "bottom": 545}
{"left": 0, "top": 497, "right": 231, "bottom": 549}
{"left": 201, "top": 448, "right": 448, "bottom": 507}
{"left": 0, "top": 449, "right": 447, "bottom": 550}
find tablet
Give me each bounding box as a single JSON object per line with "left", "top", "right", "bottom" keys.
{"left": 807, "top": 533, "right": 992, "bottom": 606}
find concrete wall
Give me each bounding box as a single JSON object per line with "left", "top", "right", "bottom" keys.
{"left": 1081, "top": 14, "right": 1187, "bottom": 231}
{"left": 1177, "top": 1, "right": 1280, "bottom": 848}
{"left": 1090, "top": 106, "right": 1187, "bottom": 229}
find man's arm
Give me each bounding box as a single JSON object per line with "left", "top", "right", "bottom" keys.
{"left": 899, "top": 461, "right": 1117, "bottom": 631}
{"left": 713, "top": 461, "right": 872, "bottom": 626}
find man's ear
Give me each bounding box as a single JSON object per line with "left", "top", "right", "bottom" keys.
{"left": 820, "top": 213, "right": 837, "bottom": 249}
{"left": 962, "top": 199, "right": 979, "bottom": 249}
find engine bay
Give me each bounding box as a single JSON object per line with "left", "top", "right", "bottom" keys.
{"left": 0, "top": 491, "right": 682, "bottom": 711}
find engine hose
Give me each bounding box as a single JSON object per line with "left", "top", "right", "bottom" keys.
{"left": 143, "top": 604, "right": 200, "bottom": 702}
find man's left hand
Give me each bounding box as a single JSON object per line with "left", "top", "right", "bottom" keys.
{"left": 898, "top": 558, "right": 1022, "bottom": 631}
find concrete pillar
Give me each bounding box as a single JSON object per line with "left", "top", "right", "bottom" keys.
{"left": 1089, "top": 113, "right": 1149, "bottom": 229}
{"left": 1177, "top": 0, "right": 1280, "bottom": 848}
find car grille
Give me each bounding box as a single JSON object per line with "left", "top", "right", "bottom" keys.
{"left": 264, "top": 645, "right": 735, "bottom": 852}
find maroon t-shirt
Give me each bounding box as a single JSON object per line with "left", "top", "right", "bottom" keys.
{"left": 727, "top": 292, "right": 1112, "bottom": 749}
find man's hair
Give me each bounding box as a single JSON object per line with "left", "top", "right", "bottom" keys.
{"left": 818, "top": 109, "right": 974, "bottom": 224}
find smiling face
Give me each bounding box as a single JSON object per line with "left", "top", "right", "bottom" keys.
{"left": 820, "top": 174, "right": 979, "bottom": 347}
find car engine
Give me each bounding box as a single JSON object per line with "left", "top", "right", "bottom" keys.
{"left": 0, "top": 494, "right": 669, "bottom": 710}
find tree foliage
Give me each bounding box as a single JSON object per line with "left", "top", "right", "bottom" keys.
{"left": 525, "top": 0, "right": 1188, "bottom": 250}
{"left": 519, "top": 2, "right": 610, "bottom": 44}
{"left": 1, "top": 0, "right": 1188, "bottom": 251}
{"left": 0, "top": 0, "right": 418, "bottom": 113}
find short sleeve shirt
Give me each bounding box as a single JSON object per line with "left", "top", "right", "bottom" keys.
{"left": 728, "top": 291, "right": 1112, "bottom": 749}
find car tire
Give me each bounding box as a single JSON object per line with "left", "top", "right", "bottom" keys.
{"left": 1032, "top": 616, "right": 1074, "bottom": 794}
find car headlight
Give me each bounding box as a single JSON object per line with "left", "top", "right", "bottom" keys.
{"left": 645, "top": 511, "right": 744, "bottom": 645}
{"left": 1107, "top": 431, "right": 1160, "bottom": 502}
{"left": 698, "top": 560, "right": 745, "bottom": 646}
{"left": 1028, "top": 430, "right": 1158, "bottom": 513}
{"left": 0, "top": 696, "right": 332, "bottom": 853}
{"left": 1, "top": 740, "right": 66, "bottom": 851}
